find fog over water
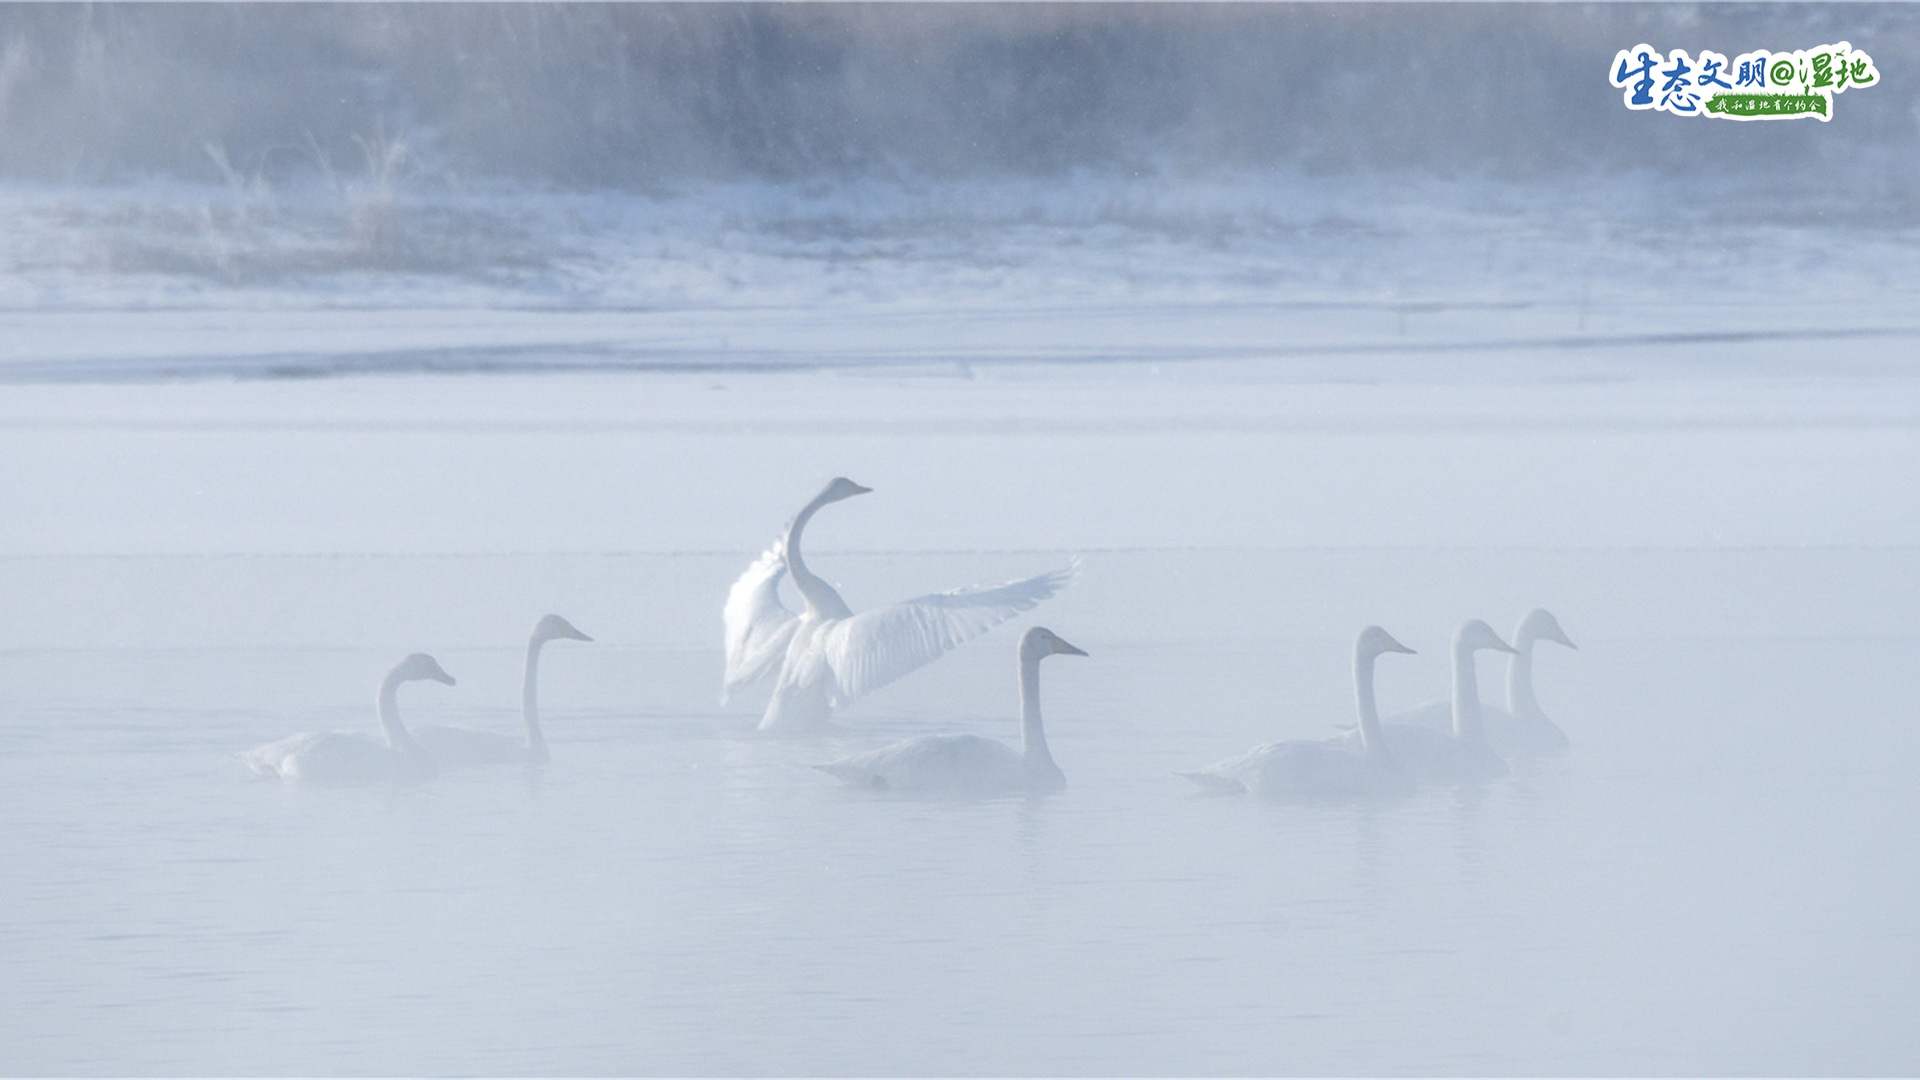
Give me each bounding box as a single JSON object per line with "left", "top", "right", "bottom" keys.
{"left": 2, "top": 4, "right": 1919, "bottom": 1076}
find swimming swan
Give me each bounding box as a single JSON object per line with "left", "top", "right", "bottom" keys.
{"left": 243, "top": 653, "right": 455, "bottom": 784}
{"left": 1349, "top": 619, "right": 1515, "bottom": 783}
{"left": 1181, "top": 626, "right": 1417, "bottom": 800}
{"left": 724, "top": 477, "right": 1075, "bottom": 733}
{"left": 411, "top": 615, "right": 593, "bottom": 766}
{"left": 815, "top": 626, "right": 1086, "bottom": 796}
{"left": 1392, "top": 608, "right": 1576, "bottom": 756}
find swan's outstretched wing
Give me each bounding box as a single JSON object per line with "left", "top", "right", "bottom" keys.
{"left": 817, "top": 561, "right": 1077, "bottom": 703}
{"left": 722, "top": 539, "right": 800, "bottom": 701}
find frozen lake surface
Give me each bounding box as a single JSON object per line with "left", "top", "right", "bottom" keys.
{"left": 2, "top": 364, "right": 1919, "bottom": 1074}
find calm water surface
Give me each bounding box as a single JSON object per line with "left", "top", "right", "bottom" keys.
{"left": 3, "top": 549, "right": 1916, "bottom": 1074}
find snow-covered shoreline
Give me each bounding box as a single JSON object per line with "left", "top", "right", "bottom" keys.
{"left": 3, "top": 174, "right": 1915, "bottom": 380}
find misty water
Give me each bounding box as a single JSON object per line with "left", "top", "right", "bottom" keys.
{"left": 6, "top": 3, "right": 1920, "bottom": 1074}
{"left": 2, "top": 369, "right": 1919, "bottom": 1074}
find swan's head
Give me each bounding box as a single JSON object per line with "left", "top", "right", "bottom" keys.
{"left": 1456, "top": 619, "right": 1519, "bottom": 656}
{"left": 821, "top": 476, "right": 873, "bottom": 503}
{"left": 1022, "top": 626, "right": 1088, "bottom": 662}
{"left": 1357, "top": 625, "right": 1416, "bottom": 660}
{"left": 393, "top": 653, "right": 457, "bottom": 686}
{"left": 1519, "top": 608, "right": 1576, "bottom": 650}
{"left": 534, "top": 614, "right": 593, "bottom": 644}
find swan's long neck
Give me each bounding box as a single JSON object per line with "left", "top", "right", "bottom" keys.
{"left": 1451, "top": 640, "right": 1489, "bottom": 747}
{"left": 522, "top": 635, "right": 550, "bottom": 765}
{"left": 784, "top": 491, "right": 852, "bottom": 619}
{"left": 376, "top": 670, "right": 420, "bottom": 754}
{"left": 1352, "top": 647, "right": 1386, "bottom": 758}
{"left": 1018, "top": 650, "right": 1057, "bottom": 771}
{"left": 1506, "top": 632, "right": 1543, "bottom": 722}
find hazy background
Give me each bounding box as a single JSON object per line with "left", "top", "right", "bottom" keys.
{"left": 3, "top": 5, "right": 1919, "bottom": 1075}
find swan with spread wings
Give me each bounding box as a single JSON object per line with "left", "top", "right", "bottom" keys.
{"left": 723, "top": 477, "right": 1075, "bottom": 733}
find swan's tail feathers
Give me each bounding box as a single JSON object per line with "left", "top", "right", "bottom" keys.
{"left": 1178, "top": 770, "right": 1247, "bottom": 796}
{"left": 242, "top": 734, "right": 313, "bottom": 779}
{"left": 817, "top": 561, "right": 1079, "bottom": 703}
{"left": 722, "top": 537, "right": 800, "bottom": 700}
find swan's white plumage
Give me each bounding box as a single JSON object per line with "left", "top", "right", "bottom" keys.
{"left": 411, "top": 614, "right": 590, "bottom": 767}
{"left": 1343, "top": 722, "right": 1497, "bottom": 784}
{"left": 818, "top": 734, "right": 1026, "bottom": 795}
{"left": 244, "top": 653, "right": 452, "bottom": 785}
{"left": 1182, "top": 625, "right": 1416, "bottom": 801}
{"left": 816, "top": 626, "right": 1084, "bottom": 796}
{"left": 1492, "top": 711, "right": 1572, "bottom": 757}
{"left": 721, "top": 541, "right": 802, "bottom": 701}
{"left": 1391, "top": 699, "right": 1514, "bottom": 732}
{"left": 1344, "top": 619, "right": 1512, "bottom": 783}
{"left": 814, "top": 566, "right": 1077, "bottom": 703}
{"left": 1180, "top": 739, "right": 1390, "bottom": 800}
{"left": 245, "top": 731, "right": 431, "bottom": 784}
{"left": 1391, "top": 699, "right": 1549, "bottom": 762}
{"left": 1390, "top": 608, "right": 1574, "bottom": 757}
{"left": 724, "top": 478, "right": 1074, "bottom": 731}
{"left": 409, "top": 724, "right": 526, "bottom": 765}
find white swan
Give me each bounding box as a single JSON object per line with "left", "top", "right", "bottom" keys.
{"left": 1181, "top": 626, "right": 1417, "bottom": 800}
{"left": 1345, "top": 619, "right": 1515, "bottom": 783}
{"left": 411, "top": 615, "right": 593, "bottom": 766}
{"left": 723, "top": 477, "right": 1075, "bottom": 733}
{"left": 243, "top": 653, "right": 454, "bottom": 784}
{"left": 1392, "top": 608, "right": 1576, "bottom": 756}
{"left": 815, "top": 626, "right": 1086, "bottom": 796}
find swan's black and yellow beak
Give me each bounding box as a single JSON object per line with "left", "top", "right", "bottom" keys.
{"left": 1057, "top": 639, "right": 1089, "bottom": 657}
